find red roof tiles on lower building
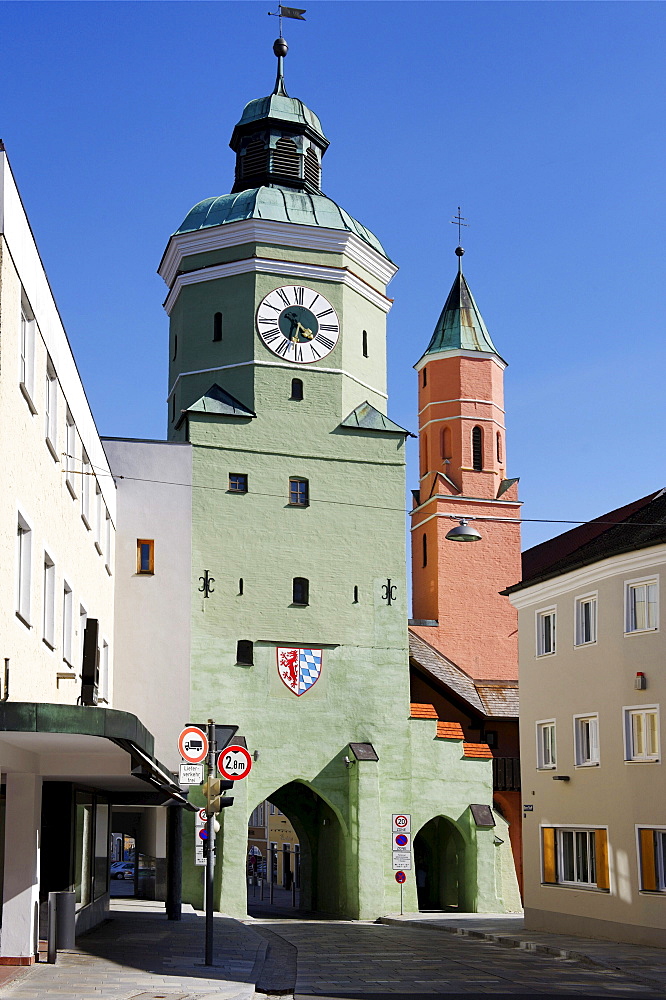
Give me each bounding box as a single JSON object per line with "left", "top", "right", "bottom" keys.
{"left": 436, "top": 721, "right": 464, "bottom": 740}
{"left": 463, "top": 742, "right": 493, "bottom": 759}
{"left": 410, "top": 703, "right": 438, "bottom": 719}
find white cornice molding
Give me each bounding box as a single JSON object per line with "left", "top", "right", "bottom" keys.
{"left": 418, "top": 398, "right": 506, "bottom": 416}
{"left": 163, "top": 256, "right": 393, "bottom": 316}
{"left": 508, "top": 543, "right": 666, "bottom": 610}
{"left": 414, "top": 350, "right": 506, "bottom": 373}
{"left": 159, "top": 219, "right": 398, "bottom": 289}
{"left": 410, "top": 498, "right": 522, "bottom": 527}
{"left": 419, "top": 414, "right": 505, "bottom": 432}
{"left": 167, "top": 359, "right": 388, "bottom": 402}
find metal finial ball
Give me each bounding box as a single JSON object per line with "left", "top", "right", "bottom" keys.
{"left": 273, "top": 38, "right": 288, "bottom": 57}
{"left": 455, "top": 246, "right": 465, "bottom": 257}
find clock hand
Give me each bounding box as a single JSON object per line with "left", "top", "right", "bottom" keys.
{"left": 296, "top": 320, "right": 315, "bottom": 340}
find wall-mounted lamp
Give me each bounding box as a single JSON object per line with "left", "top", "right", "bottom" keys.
{"left": 552, "top": 775, "right": 570, "bottom": 782}
{"left": 635, "top": 672, "right": 647, "bottom": 690}
{"left": 343, "top": 755, "right": 356, "bottom": 769}
{"left": 253, "top": 750, "right": 260, "bottom": 762}
{"left": 445, "top": 518, "right": 482, "bottom": 542}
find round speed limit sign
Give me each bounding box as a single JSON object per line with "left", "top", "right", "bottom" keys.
{"left": 218, "top": 744, "right": 252, "bottom": 781}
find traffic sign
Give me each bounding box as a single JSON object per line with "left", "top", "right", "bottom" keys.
{"left": 392, "top": 813, "right": 411, "bottom": 833}
{"left": 198, "top": 808, "right": 207, "bottom": 824}
{"left": 392, "top": 851, "right": 412, "bottom": 870}
{"left": 178, "top": 726, "right": 208, "bottom": 764}
{"left": 195, "top": 842, "right": 206, "bottom": 866}
{"left": 218, "top": 744, "right": 252, "bottom": 781}
{"left": 395, "top": 833, "right": 409, "bottom": 848}
{"left": 179, "top": 763, "right": 204, "bottom": 785}
{"left": 199, "top": 828, "right": 208, "bottom": 841}
{"left": 395, "top": 871, "right": 406, "bottom": 884}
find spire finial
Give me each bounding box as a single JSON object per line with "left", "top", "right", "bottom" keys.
{"left": 268, "top": 5, "right": 306, "bottom": 96}
{"left": 451, "top": 206, "right": 469, "bottom": 272}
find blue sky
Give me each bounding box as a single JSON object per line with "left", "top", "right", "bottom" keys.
{"left": 1, "top": 1, "right": 665, "bottom": 549}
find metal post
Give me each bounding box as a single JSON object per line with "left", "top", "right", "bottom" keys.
{"left": 400, "top": 881, "right": 404, "bottom": 916}
{"left": 166, "top": 804, "right": 182, "bottom": 921}
{"left": 291, "top": 846, "right": 296, "bottom": 908}
{"left": 269, "top": 846, "right": 274, "bottom": 904}
{"left": 204, "top": 719, "right": 217, "bottom": 966}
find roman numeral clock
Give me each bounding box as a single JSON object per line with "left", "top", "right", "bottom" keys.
{"left": 256, "top": 285, "right": 340, "bottom": 364}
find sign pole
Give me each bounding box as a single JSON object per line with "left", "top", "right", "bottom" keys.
{"left": 400, "top": 880, "right": 404, "bottom": 915}
{"left": 204, "top": 718, "right": 217, "bottom": 966}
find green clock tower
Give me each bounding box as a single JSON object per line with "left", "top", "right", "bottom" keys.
{"left": 158, "top": 38, "right": 519, "bottom": 919}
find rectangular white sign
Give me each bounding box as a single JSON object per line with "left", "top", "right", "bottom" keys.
{"left": 195, "top": 842, "right": 206, "bottom": 866}
{"left": 179, "top": 763, "right": 204, "bottom": 785}
{"left": 392, "top": 813, "right": 411, "bottom": 834}
{"left": 392, "top": 851, "right": 412, "bottom": 870}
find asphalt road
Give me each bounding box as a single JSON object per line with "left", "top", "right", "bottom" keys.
{"left": 254, "top": 918, "right": 666, "bottom": 998}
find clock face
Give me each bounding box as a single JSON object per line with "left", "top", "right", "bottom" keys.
{"left": 256, "top": 285, "right": 340, "bottom": 364}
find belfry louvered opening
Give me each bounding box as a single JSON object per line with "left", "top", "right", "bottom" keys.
{"left": 304, "top": 147, "right": 320, "bottom": 188}
{"left": 273, "top": 137, "right": 300, "bottom": 177}
{"left": 242, "top": 138, "right": 269, "bottom": 179}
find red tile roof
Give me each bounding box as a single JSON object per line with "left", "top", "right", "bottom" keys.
{"left": 463, "top": 742, "right": 493, "bottom": 759}
{"left": 410, "top": 703, "right": 438, "bottom": 719}
{"left": 436, "top": 721, "right": 464, "bottom": 740}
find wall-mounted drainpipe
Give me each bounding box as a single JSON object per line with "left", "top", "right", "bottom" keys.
{"left": 2, "top": 658, "right": 9, "bottom": 701}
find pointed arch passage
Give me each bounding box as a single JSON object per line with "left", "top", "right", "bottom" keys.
{"left": 472, "top": 426, "right": 483, "bottom": 471}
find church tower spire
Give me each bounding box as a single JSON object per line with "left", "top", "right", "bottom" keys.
{"left": 410, "top": 246, "right": 522, "bottom": 681}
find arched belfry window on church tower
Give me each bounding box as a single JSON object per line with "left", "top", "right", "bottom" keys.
{"left": 273, "top": 137, "right": 300, "bottom": 178}
{"left": 420, "top": 434, "right": 428, "bottom": 476}
{"left": 241, "top": 138, "right": 269, "bottom": 179}
{"left": 213, "top": 313, "right": 223, "bottom": 342}
{"left": 497, "top": 432, "right": 502, "bottom": 463}
{"left": 472, "top": 426, "right": 483, "bottom": 471}
{"left": 441, "top": 426, "right": 451, "bottom": 461}
{"left": 304, "top": 147, "right": 320, "bottom": 188}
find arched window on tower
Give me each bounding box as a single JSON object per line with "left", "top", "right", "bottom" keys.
{"left": 497, "top": 432, "right": 502, "bottom": 463}
{"left": 292, "top": 577, "right": 309, "bottom": 606}
{"left": 241, "top": 138, "right": 269, "bottom": 179}
{"left": 441, "top": 426, "right": 451, "bottom": 461}
{"left": 213, "top": 313, "right": 223, "bottom": 342}
{"left": 304, "top": 146, "right": 320, "bottom": 188}
{"left": 290, "top": 378, "right": 304, "bottom": 400}
{"left": 472, "top": 426, "right": 483, "bottom": 471}
{"left": 422, "top": 367, "right": 427, "bottom": 387}
{"left": 422, "top": 532, "right": 428, "bottom": 568}
{"left": 273, "top": 137, "right": 300, "bottom": 178}
{"left": 420, "top": 434, "right": 428, "bottom": 476}
{"left": 362, "top": 330, "right": 368, "bottom": 358}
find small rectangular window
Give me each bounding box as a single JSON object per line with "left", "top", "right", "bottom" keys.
{"left": 575, "top": 594, "right": 597, "bottom": 646}
{"left": 63, "top": 582, "right": 73, "bottom": 666}
{"left": 229, "top": 473, "right": 248, "bottom": 493}
{"left": 19, "top": 301, "right": 37, "bottom": 410}
{"left": 542, "top": 827, "right": 609, "bottom": 889}
{"left": 536, "top": 719, "right": 556, "bottom": 769}
{"left": 137, "top": 540, "right": 154, "bottom": 575}
{"left": 638, "top": 827, "right": 666, "bottom": 891}
{"left": 16, "top": 514, "right": 32, "bottom": 625}
{"left": 362, "top": 330, "right": 368, "bottom": 358}
{"left": 536, "top": 608, "right": 556, "bottom": 656}
{"left": 236, "top": 640, "right": 254, "bottom": 665}
{"left": 45, "top": 359, "right": 58, "bottom": 457}
{"left": 624, "top": 706, "right": 659, "bottom": 762}
{"left": 626, "top": 578, "right": 658, "bottom": 634}
{"left": 105, "top": 511, "right": 113, "bottom": 575}
{"left": 43, "top": 553, "right": 56, "bottom": 648}
{"left": 66, "top": 414, "right": 77, "bottom": 498}
{"left": 95, "top": 483, "right": 103, "bottom": 555}
{"left": 574, "top": 713, "right": 600, "bottom": 766}
{"left": 292, "top": 577, "right": 309, "bottom": 606}
{"left": 289, "top": 478, "right": 308, "bottom": 506}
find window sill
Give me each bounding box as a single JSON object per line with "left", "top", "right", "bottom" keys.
{"left": 81, "top": 514, "right": 91, "bottom": 531}
{"left": 624, "top": 628, "right": 659, "bottom": 637}
{"left": 105, "top": 563, "right": 112, "bottom": 577}
{"left": 574, "top": 640, "right": 597, "bottom": 649}
{"left": 62, "top": 657, "right": 74, "bottom": 670}
{"left": 287, "top": 503, "right": 309, "bottom": 508}
{"left": 136, "top": 571, "right": 154, "bottom": 577}
{"left": 42, "top": 638, "right": 55, "bottom": 651}
{"left": 574, "top": 761, "right": 600, "bottom": 768}
{"left": 625, "top": 758, "right": 660, "bottom": 764}
{"left": 536, "top": 651, "right": 556, "bottom": 658}
{"left": 15, "top": 611, "right": 32, "bottom": 630}
{"left": 536, "top": 765, "right": 557, "bottom": 771}
{"left": 45, "top": 437, "right": 59, "bottom": 462}
{"left": 291, "top": 603, "right": 309, "bottom": 608}
{"left": 542, "top": 882, "right": 609, "bottom": 893}
{"left": 57, "top": 671, "right": 77, "bottom": 681}
{"left": 66, "top": 478, "right": 78, "bottom": 500}
{"left": 20, "top": 381, "right": 37, "bottom": 414}
{"left": 95, "top": 541, "right": 103, "bottom": 556}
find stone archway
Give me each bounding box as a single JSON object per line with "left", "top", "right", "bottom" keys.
{"left": 414, "top": 815, "right": 468, "bottom": 911}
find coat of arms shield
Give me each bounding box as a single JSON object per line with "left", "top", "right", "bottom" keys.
{"left": 277, "top": 647, "right": 322, "bottom": 696}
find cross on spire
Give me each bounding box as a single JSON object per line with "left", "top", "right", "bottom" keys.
{"left": 451, "top": 206, "right": 468, "bottom": 245}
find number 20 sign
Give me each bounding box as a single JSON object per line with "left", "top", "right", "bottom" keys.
{"left": 218, "top": 745, "right": 253, "bottom": 781}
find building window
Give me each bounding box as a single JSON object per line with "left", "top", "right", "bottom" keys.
{"left": 536, "top": 608, "right": 556, "bottom": 656}
{"left": 63, "top": 582, "right": 73, "bottom": 666}
{"left": 16, "top": 514, "right": 32, "bottom": 625}
{"left": 289, "top": 478, "right": 308, "bottom": 506}
{"left": 536, "top": 720, "right": 557, "bottom": 769}
{"left": 213, "top": 312, "right": 223, "bottom": 342}
{"left": 172, "top": 334, "right": 178, "bottom": 360}
{"left": 496, "top": 432, "right": 502, "bottom": 463}
{"left": 95, "top": 484, "right": 103, "bottom": 555}
{"left": 45, "top": 359, "right": 58, "bottom": 458}
{"left": 43, "top": 553, "right": 55, "bottom": 648}
{"left": 420, "top": 434, "right": 428, "bottom": 476}
{"left": 626, "top": 578, "right": 658, "bottom": 634}
{"left": 229, "top": 473, "right": 248, "bottom": 493}
{"left": 574, "top": 593, "right": 597, "bottom": 646}
{"left": 137, "top": 540, "right": 154, "bottom": 575}
{"left": 638, "top": 828, "right": 666, "bottom": 891}
{"left": 353, "top": 585, "right": 359, "bottom": 604}
{"left": 441, "top": 426, "right": 451, "bottom": 460}
{"left": 19, "top": 302, "right": 36, "bottom": 410}
{"left": 472, "top": 426, "right": 483, "bottom": 471}
{"left": 290, "top": 378, "right": 303, "bottom": 400}
{"left": 422, "top": 532, "right": 427, "bottom": 568}
{"left": 574, "top": 713, "right": 600, "bottom": 766}
{"left": 292, "top": 577, "right": 309, "bottom": 606}
{"left": 542, "top": 828, "right": 609, "bottom": 889}
{"left": 81, "top": 450, "right": 91, "bottom": 528}
{"left": 105, "top": 512, "right": 113, "bottom": 576}
{"left": 238, "top": 578, "right": 244, "bottom": 595}
{"left": 236, "top": 640, "right": 253, "bottom": 665}
{"left": 624, "top": 706, "right": 659, "bottom": 762}
{"left": 172, "top": 396, "right": 176, "bottom": 423}
{"left": 65, "top": 412, "right": 77, "bottom": 498}
{"left": 362, "top": 330, "right": 368, "bottom": 358}
{"left": 422, "top": 366, "right": 427, "bottom": 387}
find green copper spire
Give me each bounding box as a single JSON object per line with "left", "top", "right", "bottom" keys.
{"left": 422, "top": 248, "right": 503, "bottom": 359}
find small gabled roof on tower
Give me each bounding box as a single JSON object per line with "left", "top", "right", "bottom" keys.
{"left": 340, "top": 401, "right": 414, "bottom": 437}
{"left": 176, "top": 384, "right": 256, "bottom": 428}
{"left": 418, "top": 249, "right": 505, "bottom": 365}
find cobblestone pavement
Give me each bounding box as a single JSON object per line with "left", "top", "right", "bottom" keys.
{"left": 251, "top": 918, "right": 666, "bottom": 998}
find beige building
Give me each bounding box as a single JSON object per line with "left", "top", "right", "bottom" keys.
{"left": 507, "top": 489, "right": 666, "bottom": 946}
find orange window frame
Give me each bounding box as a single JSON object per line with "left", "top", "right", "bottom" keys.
{"left": 137, "top": 539, "right": 155, "bottom": 575}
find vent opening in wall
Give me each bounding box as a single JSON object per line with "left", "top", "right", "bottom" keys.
{"left": 238, "top": 578, "right": 244, "bottom": 596}
{"left": 304, "top": 146, "right": 320, "bottom": 188}
{"left": 236, "top": 640, "right": 253, "bottom": 665}
{"left": 472, "top": 426, "right": 483, "bottom": 471}
{"left": 213, "top": 312, "right": 223, "bottom": 342}
{"left": 353, "top": 586, "right": 359, "bottom": 604}
{"left": 273, "top": 137, "right": 300, "bottom": 177}
{"left": 362, "top": 330, "right": 368, "bottom": 358}
{"left": 242, "top": 138, "right": 269, "bottom": 178}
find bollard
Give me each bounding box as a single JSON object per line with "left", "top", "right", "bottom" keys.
{"left": 47, "top": 890, "right": 76, "bottom": 962}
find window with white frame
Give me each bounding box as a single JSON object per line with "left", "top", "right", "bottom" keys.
{"left": 65, "top": 413, "right": 77, "bottom": 497}
{"left": 16, "top": 513, "right": 32, "bottom": 625}
{"left": 574, "top": 713, "right": 600, "bottom": 765}
{"left": 536, "top": 719, "right": 557, "bottom": 768}
{"left": 105, "top": 511, "right": 112, "bottom": 575}
{"left": 557, "top": 828, "right": 597, "bottom": 886}
{"left": 43, "top": 554, "right": 55, "bottom": 648}
{"left": 62, "top": 582, "right": 73, "bottom": 666}
{"left": 536, "top": 608, "right": 556, "bottom": 656}
{"left": 95, "top": 484, "right": 103, "bottom": 555}
{"left": 625, "top": 578, "right": 658, "bottom": 634}
{"left": 575, "top": 593, "right": 597, "bottom": 646}
{"left": 638, "top": 828, "right": 666, "bottom": 892}
{"left": 19, "top": 301, "right": 36, "bottom": 409}
{"left": 45, "top": 359, "right": 58, "bottom": 457}
{"left": 81, "top": 451, "right": 91, "bottom": 528}
{"left": 624, "top": 706, "right": 659, "bottom": 762}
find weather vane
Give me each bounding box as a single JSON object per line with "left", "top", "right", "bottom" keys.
{"left": 451, "top": 206, "right": 469, "bottom": 245}
{"left": 268, "top": 4, "right": 306, "bottom": 38}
